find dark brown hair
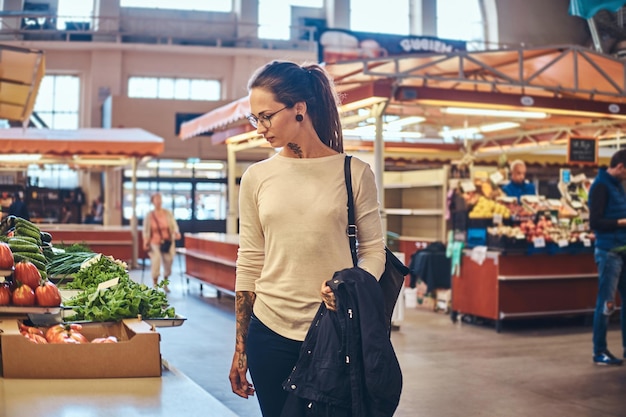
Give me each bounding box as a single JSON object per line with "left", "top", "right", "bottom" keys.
{"left": 610, "top": 149, "right": 626, "bottom": 167}
{"left": 247, "top": 60, "right": 343, "bottom": 153}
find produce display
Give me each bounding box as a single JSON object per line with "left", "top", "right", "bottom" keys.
{"left": 0, "top": 214, "right": 177, "bottom": 324}
{"left": 460, "top": 177, "right": 594, "bottom": 252}
{"left": 18, "top": 321, "right": 119, "bottom": 344}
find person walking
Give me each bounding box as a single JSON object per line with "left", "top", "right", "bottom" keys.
{"left": 228, "top": 60, "right": 386, "bottom": 417}
{"left": 142, "top": 192, "right": 180, "bottom": 292}
{"left": 588, "top": 148, "right": 626, "bottom": 366}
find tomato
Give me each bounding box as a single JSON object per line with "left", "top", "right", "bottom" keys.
{"left": 11, "top": 283, "right": 35, "bottom": 306}
{"left": 91, "top": 336, "right": 118, "bottom": 343}
{"left": 0, "top": 242, "right": 14, "bottom": 270}
{"left": 0, "top": 283, "right": 10, "bottom": 305}
{"left": 23, "top": 333, "right": 48, "bottom": 344}
{"left": 13, "top": 261, "right": 41, "bottom": 290}
{"left": 45, "top": 323, "right": 88, "bottom": 344}
{"left": 19, "top": 322, "right": 44, "bottom": 337}
{"left": 35, "top": 280, "right": 62, "bottom": 307}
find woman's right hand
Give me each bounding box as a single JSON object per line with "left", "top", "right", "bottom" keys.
{"left": 229, "top": 351, "right": 255, "bottom": 398}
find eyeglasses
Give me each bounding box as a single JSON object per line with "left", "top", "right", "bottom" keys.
{"left": 246, "top": 106, "right": 288, "bottom": 129}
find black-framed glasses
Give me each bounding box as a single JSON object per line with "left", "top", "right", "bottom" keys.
{"left": 246, "top": 106, "right": 288, "bottom": 129}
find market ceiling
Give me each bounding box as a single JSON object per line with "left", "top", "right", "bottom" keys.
{"left": 180, "top": 44, "right": 626, "bottom": 165}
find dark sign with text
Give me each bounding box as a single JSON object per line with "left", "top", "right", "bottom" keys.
{"left": 318, "top": 29, "right": 466, "bottom": 64}
{"left": 567, "top": 136, "right": 597, "bottom": 165}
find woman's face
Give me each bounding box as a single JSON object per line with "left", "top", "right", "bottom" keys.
{"left": 152, "top": 194, "right": 162, "bottom": 207}
{"left": 248, "top": 88, "right": 296, "bottom": 149}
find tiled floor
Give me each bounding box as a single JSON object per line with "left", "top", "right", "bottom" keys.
{"left": 136, "top": 257, "right": 626, "bottom": 417}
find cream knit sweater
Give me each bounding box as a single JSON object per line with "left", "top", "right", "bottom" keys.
{"left": 236, "top": 153, "right": 386, "bottom": 341}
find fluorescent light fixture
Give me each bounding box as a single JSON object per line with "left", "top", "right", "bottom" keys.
{"left": 439, "top": 122, "right": 519, "bottom": 138}
{"left": 343, "top": 129, "right": 424, "bottom": 139}
{"left": 384, "top": 116, "right": 426, "bottom": 131}
{"left": 146, "top": 161, "right": 186, "bottom": 169}
{"left": 0, "top": 154, "right": 42, "bottom": 162}
{"left": 442, "top": 107, "right": 548, "bottom": 119}
{"left": 186, "top": 162, "right": 225, "bottom": 170}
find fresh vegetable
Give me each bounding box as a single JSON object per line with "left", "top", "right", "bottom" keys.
{"left": 35, "top": 280, "right": 62, "bottom": 307}
{"left": 0, "top": 241, "right": 14, "bottom": 269}
{"left": 91, "top": 336, "right": 118, "bottom": 343}
{"left": 45, "top": 323, "right": 88, "bottom": 344}
{"left": 12, "top": 283, "right": 35, "bottom": 306}
{"left": 13, "top": 260, "right": 41, "bottom": 290}
{"left": 0, "top": 283, "right": 10, "bottom": 305}
{"left": 46, "top": 251, "right": 98, "bottom": 280}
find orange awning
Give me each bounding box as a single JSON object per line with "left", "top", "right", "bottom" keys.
{"left": 179, "top": 96, "right": 250, "bottom": 140}
{"left": 0, "top": 44, "right": 45, "bottom": 124}
{"left": 0, "top": 128, "right": 164, "bottom": 166}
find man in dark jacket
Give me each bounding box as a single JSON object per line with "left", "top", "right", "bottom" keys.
{"left": 281, "top": 267, "right": 402, "bottom": 417}
{"left": 588, "top": 148, "right": 626, "bottom": 366}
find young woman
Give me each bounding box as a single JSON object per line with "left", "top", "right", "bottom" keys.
{"left": 142, "top": 192, "right": 180, "bottom": 292}
{"left": 228, "top": 60, "right": 386, "bottom": 417}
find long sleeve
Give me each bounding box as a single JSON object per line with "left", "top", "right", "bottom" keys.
{"left": 589, "top": 183, "right": 618, "bottom": 231}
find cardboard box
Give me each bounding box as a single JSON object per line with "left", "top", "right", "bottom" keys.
{"left": 0, "top": 318, "right": 161, "bottom": 379}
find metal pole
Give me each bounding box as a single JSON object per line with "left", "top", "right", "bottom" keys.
{"left": 226, "top": 145, "right": 237, "bottom": 235}
{"left": 587, "top": 17, "right": 603, "bottom": 52}
{"left": 130, "top": 156, "right": 138, "bottom": 269}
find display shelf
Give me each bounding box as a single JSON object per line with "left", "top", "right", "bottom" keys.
{"left": 384, "top": 167, "right": 448, "bottom": 245}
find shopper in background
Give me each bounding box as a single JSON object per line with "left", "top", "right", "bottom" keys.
{"left": 228, "top": 60, "right": 386, "bottom": 417}
{"left": 501, "top": 159, "right": 536, "bottom": 201}
{"left": 588, "top": 148, "right": 626, "bottom": 366}
{"left": 142, "top": 192, "right": 180, "bottom": 292}
{"left": 8, "top": 192, "right": 29, "bottom": 220}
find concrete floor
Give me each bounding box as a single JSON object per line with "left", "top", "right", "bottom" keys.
{"left": 139, "top": 257, "right": 626, "bottom": 417}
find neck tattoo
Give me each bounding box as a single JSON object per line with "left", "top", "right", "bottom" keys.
{"left": 287, "top": 143, "right": 303, "bottom": 158}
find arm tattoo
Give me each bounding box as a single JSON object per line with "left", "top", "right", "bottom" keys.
{"left": 235, "top": 291, "right": 256, "bottom": 354}
{"left": 287, "top": 143, "right": 303, "bottom": 158}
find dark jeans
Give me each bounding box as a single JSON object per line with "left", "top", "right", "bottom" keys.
{"left": 247, "top": 314, "right": 302, "bottom": 417}
{"left": 593, "top": 248, "right": 626, "bottom": 354}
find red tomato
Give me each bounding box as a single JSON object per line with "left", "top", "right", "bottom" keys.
{"left": 0, "top": 283, "right": 10, "bottom": 305}
{"left": 45, "top": 323, "right": 88, "bottom": 344}
{"left": 35, "top": 280, "right": 62, "bottom": 307}
{"left": 12, "top": 283, "right": 35, "bottom": 306}
{"left": 13, "top": 261, "right": 41, "bottom": 290}
{"left": 0, "top": 242, "right": 14, "bottom": 270}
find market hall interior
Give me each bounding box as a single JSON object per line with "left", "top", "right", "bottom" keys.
{"left": 0, "top": 0, "right": 626, "bottom": 416}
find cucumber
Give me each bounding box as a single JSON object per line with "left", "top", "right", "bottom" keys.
{"left": 13, "top": 254, "right": 47, "bottom": 271}
{"left": 8, "top": 242, "right": 41, "bottom": 253}
{"left": 15, "top": 218, "right": 40, "bottom": 231}
{"left": 15, "top": 226, "right": 42, "bottom": 242}
{"left": 9, "top": 235, "right": 39, "bottom": 245}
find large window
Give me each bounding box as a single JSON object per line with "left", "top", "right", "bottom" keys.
{"left": 56, "top": 0, "right": 93, "bottom": 30}
{"left": 437, "top": 0, "right": 485, "bottom": 47}
{"left": 120, "top": 0, "right": 231, "bottom": 12}
{"left": 34, "top": 75, "right": 80, "bottom": 129}
{"left": 258, "top": 0, "right": 324, "bottom": 40}
{"left": 350, "top": 0, "right": 409, "bottom": 35}
{"left": 128, "top": 77, "right": 221, "bottom": 100}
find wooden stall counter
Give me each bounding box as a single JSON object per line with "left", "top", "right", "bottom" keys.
{"left": 181, "top": 233, "right": 238, "bottom": 296}
{"left": 451, "top": 251, "right": 603, "bottom": 332}
{"left": 39, "top": 224, "right": 145, "bottom": 263}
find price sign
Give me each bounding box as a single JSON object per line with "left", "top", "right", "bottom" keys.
{"left": 557, "top": 239, "right": 569, "bottom": 248}
{"left": 582, "top": 238, "right": 592, "bottom": 247}
{"left": 493, "top": 213, "right": 503, "bottom": 225}
{"left": 567, "top": 137, "right": 597, "bottom": 165}
{"left": 533, "top": 237, "right": 546, "bottom": 248}
{"left": 97, "top": 277, "right": 119, "bottom": 291}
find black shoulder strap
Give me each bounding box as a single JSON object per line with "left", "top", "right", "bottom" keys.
{"left": 344, "top": 155, "right": 358, "bottom": 267}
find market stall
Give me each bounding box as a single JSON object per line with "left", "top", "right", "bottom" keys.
{"left": 0, "top": 127, "right": 165, "bottom": 267}
{"left": 177, "top": 45, "right": 626, "bottom": 316}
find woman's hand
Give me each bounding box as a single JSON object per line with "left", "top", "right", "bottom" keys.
{"left": 321, "top": 281, "right": 337, "bottom": 311}
{"left": 229, "top": 351, "right": 255, "bottom": 398}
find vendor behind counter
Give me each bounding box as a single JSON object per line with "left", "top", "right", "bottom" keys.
{"left": 501, "top": 159, "right": 536, "bottom": 201}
